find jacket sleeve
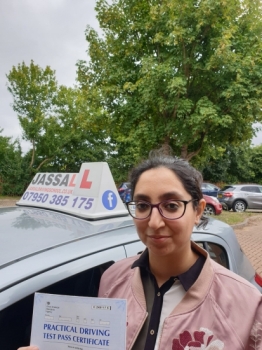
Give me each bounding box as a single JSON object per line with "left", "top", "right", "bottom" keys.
{"left": 246, "top": 296, "right": 262, "bottom": 349}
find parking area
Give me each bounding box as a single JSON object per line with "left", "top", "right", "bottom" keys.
{"left": 233, "top": 216, "right": 262, "bottom": 276}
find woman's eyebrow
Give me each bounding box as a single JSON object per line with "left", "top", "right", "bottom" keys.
{"left": 159, "top": 191, "right": 184, "bottom": 200}
{"left": 133, "top": 191, "right": 184, "bottom": 201}
{"left": 133, "top": 194, "right": 150, "bottom": 201}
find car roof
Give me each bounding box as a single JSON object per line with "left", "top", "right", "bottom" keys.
{"left": 222, "top": 184, "right": 261, "bottom": 188}
{"left": 0, "top": 206, "right": 137, "bottom": 293}
{"left": 0, "top": 205, "right": 236, "bottom": 291}
{"left": 0, "top": 206, "right": 135, "bottom": 269}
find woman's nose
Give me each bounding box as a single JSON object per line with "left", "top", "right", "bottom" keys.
{"left": 148, "top": 207, "right": 165, "bottom": 229}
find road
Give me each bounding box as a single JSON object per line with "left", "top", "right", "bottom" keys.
{"left": 1, "top": 199, "right": 262, "bottom": 277}
{"left": 233, "top": 216, "right": 262, "bottom": 276}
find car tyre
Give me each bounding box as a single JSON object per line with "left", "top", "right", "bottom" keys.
{"left": 233, "top": 200, "right": 247, "bottom": 212}
{"left": 204, "top": 204, "right": 216, "bottom": 216}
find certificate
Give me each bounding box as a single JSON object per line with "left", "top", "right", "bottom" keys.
{"left": 30, "top": 293, "right": 126, "bottom": 350}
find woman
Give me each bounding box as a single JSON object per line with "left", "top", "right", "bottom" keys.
{"left": 18, "top": 154, "right": 262, "bottom": 350}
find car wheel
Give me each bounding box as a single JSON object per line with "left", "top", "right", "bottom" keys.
{"left": 204, "top": 204, "right": 216, "bottom": 215}
{"left": 233, "top": 200, "right": 246, "bottom": 212}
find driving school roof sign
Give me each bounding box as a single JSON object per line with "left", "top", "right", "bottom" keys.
{"left": 17, "top": 163, "right": 129, "bottom": 220}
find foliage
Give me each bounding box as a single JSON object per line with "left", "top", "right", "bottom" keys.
{"left": 199, "top": 143, "right": 254, "bottom": 184}
{"left": 249, "top": 145, "right": 262, "bottom": 184}
{"left": 7, "top": 61, "right": 111, "bottom": 175}
{"left": 6, "top": 60, "right": 58, "bottom": 169}
{"left": 77, "top": 0, "right": 262, "bottom": 166}
{"left": 31, "top": 85, "right": 110, "bottom": 173}
{"left": 0, "top": 130, "right": 30, "bottom": 195}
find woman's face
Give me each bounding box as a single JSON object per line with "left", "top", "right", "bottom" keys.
{"left": 133, "top": 167, "right": 205, "bottom": 258}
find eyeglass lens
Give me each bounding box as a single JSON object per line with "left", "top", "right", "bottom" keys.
{"left": 128, "top": 200, "right": 186, "bottom": 219}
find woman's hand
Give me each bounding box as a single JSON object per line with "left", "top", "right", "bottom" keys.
{"left": 17, "top": 347, "right": 39, "bottom": 350}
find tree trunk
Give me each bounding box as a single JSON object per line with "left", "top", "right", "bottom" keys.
{"left": 161, "top": 137, "right": 172, "bottom": 155}
{"left": 180, "top": 144, "right": 188, "bottom": 160}
{"left": 29, "top": 139, "right": 35, "bottom": 168}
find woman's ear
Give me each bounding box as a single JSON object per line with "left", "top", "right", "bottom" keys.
{"left": 195, "top": 198, "right": 206, "bottom": 225}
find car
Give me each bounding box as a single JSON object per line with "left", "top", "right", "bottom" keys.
{"left": 218, "top": 184, "right": 262, "bottom": 212}
{"left": 123, "top": 187, "right": 131, "bottom": 203}
{"left": 203, "top": 194, "right": 222, "bottom": 215}
{"left": 0, "top": 163, "right": 261, "bottom": 350}
{"left": 117, "top": 182, "right": 131, "bottom": 202}
{"left": 201, "top": 182, "right": 220, "bottom": 197}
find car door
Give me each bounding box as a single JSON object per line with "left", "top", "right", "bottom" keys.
{"left": 124, "top": 240, "right": 146, "bottom": 257}
{"left": 242, "top": 186, "right": 262, "bottom": 209}
{"left": 0, "top": 247, "right": 126, "bottom": 350}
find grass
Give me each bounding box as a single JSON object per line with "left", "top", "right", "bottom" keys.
{"left": 213, "top": 210, "right": 262, "bottom": 225}
{"left": 0, "top": 195, "right": 20, "bottom": 200}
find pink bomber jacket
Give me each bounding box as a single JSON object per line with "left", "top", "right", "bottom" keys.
{"left": 98, "top": 242, "right": 262, "bottom": 350}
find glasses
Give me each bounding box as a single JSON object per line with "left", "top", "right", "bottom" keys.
{"left": 126, "top": 199, "right": 197, "bottom": 220}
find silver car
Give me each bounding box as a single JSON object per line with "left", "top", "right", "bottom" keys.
{"left": 218, "top": 184, "right": 262, "bottom": 212}
{"left": 0, "top": 205, "right": 261, "bottom": 350}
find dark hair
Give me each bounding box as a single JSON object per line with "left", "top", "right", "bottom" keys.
{"left": 129, "top": 151, "right": 208, "bottom": 227}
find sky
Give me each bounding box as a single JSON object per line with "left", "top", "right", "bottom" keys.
{"left": 1, "top": 0, "right": 262, "bottom": 153}
{"left": 0, "top": 0, "right": 100, "bottom": 152}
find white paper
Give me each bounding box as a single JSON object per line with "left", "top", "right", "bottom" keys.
{"left": 30, "top": 293, "right": 126, "bottom": 350}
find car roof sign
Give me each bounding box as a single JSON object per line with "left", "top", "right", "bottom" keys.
{"left": 17, "top": 162, "right": 129, "bottom": 220}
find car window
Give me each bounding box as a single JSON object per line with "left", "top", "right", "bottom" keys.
{"left": 241, "top": 186, "right": 259, "bottom": 193}
{"left": 196, "top": 242, "right": 229, "bottom": 269}
{"left": 202, "top": 184, "right": 215, "bottom": 190}
{"left": 220, "top": 186, "right": 234, "bottom": 191}
{"left": 0, "top": 261, "right": 113, "bottom": 350}
{"left": 207, "top": 184, "right": 215, "bottom": 190}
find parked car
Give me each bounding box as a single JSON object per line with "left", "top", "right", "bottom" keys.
{"left": 201, "top": 182, "right": 220, "bottom": 197}
{"left": 117, "top": 182, "right": 131, "bottom": 202}
{"left": 1, "top": 207, "right": 261, "bottom": 350}
{"left": 0, "top": 164, "right": 261, "bottom": 350}
{"left": 123, "top": 187, "right": 131, "bottom": 203}
{"left": 218, "top": 184, "right": 262, "bottom": 212}
{"left": 203, "top": 194, "right": 222, "bottom": 215}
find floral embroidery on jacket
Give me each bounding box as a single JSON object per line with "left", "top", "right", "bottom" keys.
{"left": 172, "top": 327, "right": 224, "bottom": 350}
{"left": 249, "top": 321, "right": 262, "bottom": 349}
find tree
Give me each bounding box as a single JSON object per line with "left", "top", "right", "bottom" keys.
{"left": 249, "top": 145, "right": 262, "bottom": 184}
{"left": 37, "top": 85, "right": 111, "bottom": 173}
{"left": 6, "top": 60, "right": 57, "bottom": 169}
{"left": 198, "top": 143, "right": 255, "bottom": 184}
{"left": 0, "top": 130, "right": 29, "bottom": 195}
{"left": 7, "top": 61, "right": 110, "bottom": 174}
{"left": 78, "top": 0, "right": 262, "bottom": 162}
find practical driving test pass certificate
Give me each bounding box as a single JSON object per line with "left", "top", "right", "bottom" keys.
{"left": 30, "top": 293, "right": 126, "bottom": 350}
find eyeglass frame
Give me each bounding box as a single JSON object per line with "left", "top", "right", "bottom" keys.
{"left": 126, "top": 199, "right": 198, "bottom": 220}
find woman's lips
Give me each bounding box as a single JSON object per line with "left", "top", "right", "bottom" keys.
{"left": 148, "top": 235, "right": 170, "bottom": 243}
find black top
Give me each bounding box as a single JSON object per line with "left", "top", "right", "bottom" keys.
{"left": 131, "top": 249, "right": 206, "bottom": 350}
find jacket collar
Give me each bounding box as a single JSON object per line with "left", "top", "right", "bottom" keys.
{"left": 131, "top": 247, "right": 205, "bottom": 291}
{"left": 131, "top": 241, "right": 213, "bottom": 314}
